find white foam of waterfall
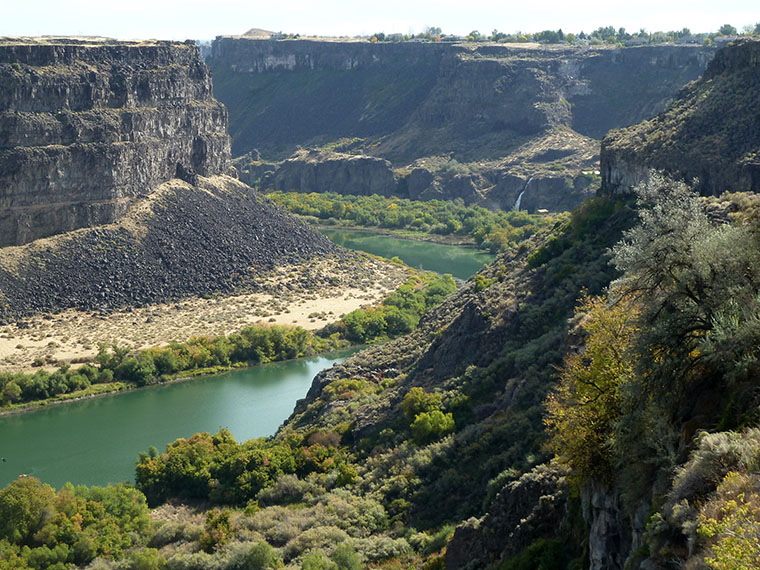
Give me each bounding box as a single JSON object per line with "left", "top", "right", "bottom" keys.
{"left": 513, "top": 176, "right": 533, "bottom": 211}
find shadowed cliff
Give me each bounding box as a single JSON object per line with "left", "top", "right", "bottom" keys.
{"left": 601, "top": 39, "right": 760, "bottom": 195}
{"left": 0, "top": 37, "right": 231, "bottom": 246}
{"left": 210, "top": 37, "right": 714, "bottom": 211}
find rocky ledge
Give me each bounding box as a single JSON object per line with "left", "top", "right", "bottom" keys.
{"left": 600, "top": 39, "right": 760, "bottom": 196}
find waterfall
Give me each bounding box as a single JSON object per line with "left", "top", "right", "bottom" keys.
{"left": 513, "top": 176, "right": 534, "bottom": 211}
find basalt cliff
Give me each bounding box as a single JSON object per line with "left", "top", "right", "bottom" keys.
{"left": 0, "top": 38, "right": 343, "bottom": 319}
{"left": 212, "top": 37, "right": 715, "bottom": 211}
{"left": 601, "top": 38, "right": 760, "bottom": 195}
{"left": 0, "top": 37, "right": 232, "bottom": 247}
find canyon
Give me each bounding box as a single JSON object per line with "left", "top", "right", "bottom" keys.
{"left": 212, "top": 36, "right": 715, "bottom": 211}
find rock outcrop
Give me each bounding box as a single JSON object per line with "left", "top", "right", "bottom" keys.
{"left": 266, "top": 150, "right": 397, "bottom": 196}
{"left": 212, "top": 37, "right": 713, "bottom": 211}
{"left": 0, "top": 37, "right": 350, "bottom": 320}
{"left": 0, "top": 37, "right": 231, "bottom": 246}
{"left": 601, "top": 39, "right": 760, "bottom": 196}
{"left": 445, "top": 462, "right": 570, "bottom": 570}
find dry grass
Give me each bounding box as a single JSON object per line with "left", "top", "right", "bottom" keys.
{"left": 0, "top": 255, "right": 406, "bottom": 373}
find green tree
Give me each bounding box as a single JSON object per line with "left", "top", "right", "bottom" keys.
{"left": 330, "top": 542, "right": 362, "bottom": 570}
{"left": 544, "top": 295, "right": 639, "bottom": 483}
{"left": 718, "top": 24, "right": 738, "bottom": 35}
{"left": 199, "top": 509, "right": 233, "bottom": 552}
{"left": 302, "top": 550, "right": 338, "bottom": 570}
{"left": 401, "top": 387, "right": 442, "bottom": 421}
{"left": 2, "top": 381, "right": 21, "bottom": 404}
{"left": 411, "top": 410, "right": 455, "bottom": 445}
{"left": 0, "top": 478, "right": 55, "bottom": 544}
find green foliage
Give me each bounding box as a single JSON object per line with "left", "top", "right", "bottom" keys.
{"left": 1, "top": 325, "right": 343, "bottom": 409}
{"left": 472, "top": 273, "right": 496, "bottom": 292}
{"left": 545, "top": 295, "right": 639, "bottom": 483}
{"left": 0, "top": 478, "right": 151, "bottom": 567}
{"left": 401, "top": 387, "right": 443, "bottom": 421}
{"left": 135, "top": 429, "right": 357, "bottom": 506}
{"left": 267, "top": 191, "right": 557, "bottom": 254}
{"left": 410, "top": 411, "right": 455, "bottom": 445}
{"left": 243, "top": 541, "right": 283, "bottom": 569}
{"left": 128, "top": 548, "right": 166, "bottom": 570}
{"left": 326, "top": 273, "right": 456, "bottom": 344}
{"left": 394, "top": 196, "right": 632, "bottom": 527}
{"left": 301, "top": 550, "right": 337, "bottom": 570}
{"left": 199, "top": 509, "right": 233, "bottom": 553}
{"left": 330, "top": 542, "right": 362, "bottom": 570}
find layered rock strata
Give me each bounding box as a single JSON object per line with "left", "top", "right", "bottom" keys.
{"left": 212, "top": 37, "right": 714, "bottom": 211}
{"left": 601, "top": 39, "right": 760, "bottom": 196}
{"left": 0, "top": 37, "right": 231, "bottom": 246}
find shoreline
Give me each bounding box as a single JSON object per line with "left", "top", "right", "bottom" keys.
{"left": 0, "top": 255, "right": 406, "bottom": 373}
{"left": 0, "top": 346, "right": 361, "bottom": 418}
{"left": 314, "top": 223, "right": 485, "bottom": 248}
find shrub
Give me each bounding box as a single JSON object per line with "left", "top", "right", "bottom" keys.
{"left": 410, "top": 411, "right": 455, "bottom": 445}
{"left": 242, "top": 541, "right": 283, "bottom": 569}
{"left": 301, "top": 550, "right": 338, "bottom": 570}
{"left": 401, "top": 388, "right": 442, "bottom": 421}
{"left": 330, "top": 542, "right": 362, "bottom": 570}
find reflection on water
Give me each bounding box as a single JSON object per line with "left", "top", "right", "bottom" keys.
{"left": 321, "top": 229, "right": 494, "bottom": 280}
{"left": 0, "top": 351, "right": 354, "bottom": 489}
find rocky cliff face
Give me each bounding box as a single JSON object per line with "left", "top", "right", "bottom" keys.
{"left": 601, "top": 39, "right": 760, "bottom": 196}
{"left": 212, "top": 37, "right": 713, "bottom": 211}
{"left": 0, "top": 37, "right": 231, "bottom": 246}
{"left": 266, "top": 150, "right": 397, "bottom": 197}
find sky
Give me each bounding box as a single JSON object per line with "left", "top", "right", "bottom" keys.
{"left": 1, "top": 0, "right": 758, "bottom": 41}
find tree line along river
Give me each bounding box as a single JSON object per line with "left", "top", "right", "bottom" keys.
{"left": 0, "top": 233, "right": 495, "bottom": 489}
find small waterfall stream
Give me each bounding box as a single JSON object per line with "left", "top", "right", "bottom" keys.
{"left": 513, "top": 176, "right": 534, "bottom": 211}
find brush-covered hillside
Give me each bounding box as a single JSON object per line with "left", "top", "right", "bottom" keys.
{"left": 601, "top": 38, "right": 760, "bottom": 196}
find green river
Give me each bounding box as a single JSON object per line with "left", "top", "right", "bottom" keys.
{"left": 0, "top": 234, "right": 496, "bottom": 490}
{"left": 0, "top": 352, "right": 353, "bottom": 489}
{"left": 320, "top": 228, "right": 495, "bottom": 280}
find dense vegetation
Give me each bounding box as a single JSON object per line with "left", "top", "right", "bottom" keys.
{"left": 0, "top": 478, "right": 152, "bottom": 570}
{"left": 0, "top": 325, "right": 340, "bottom": 410}
{"left": 0, "top": 272, "right": 454, "bottom": 410}
{"left": 266, "top": 191, "right": 559, "bottom": 253}
{"left": 546, "top": 178, "right": 760, "bottom": 568}
{"left": 322, "top": 272, "right": 455, "bottom": 344}
{"left": 107, "top": 194, "right": 634, "bottom": 569}
{"left": 6, "top": 177, "right": 760, "bottom": 568}
{"left": 369, "top": 23, "right": 760, "bottom": 45}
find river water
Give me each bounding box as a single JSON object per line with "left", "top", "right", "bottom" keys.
{"left": 0, "top": 352, "right": 353, "bottom": 489}
{"left": 320, "top": 228, "right": 494, "bottom": 280}
{"left": 0, "top": 234, "right": 496, "bottom": 490}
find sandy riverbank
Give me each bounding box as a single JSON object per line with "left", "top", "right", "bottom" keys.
{"left": 0, "top": 255, "right": 406, "bottom": 373}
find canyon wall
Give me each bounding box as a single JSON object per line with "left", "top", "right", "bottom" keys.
{"left": 0, "top": 38, "right": 231, "bottom": 246}
{"left": 211, "top": 37, "right": 714, "bottom": 211}
{"left": 601, "top": 39, "right": 760, "bottom": 196}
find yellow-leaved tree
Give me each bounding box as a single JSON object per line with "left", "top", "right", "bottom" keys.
{"left": 544, "top": 294, "right": 639, "bottom": 484}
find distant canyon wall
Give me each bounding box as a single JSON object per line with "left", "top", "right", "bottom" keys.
{"left": 601, "top": 39, "right": 760, "bottom": 196}
{"left": 211, "top": 37, "right": 713, "bottom": 212}
{"left": 210, "top": 37, "right": 715, "bottom": 158}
